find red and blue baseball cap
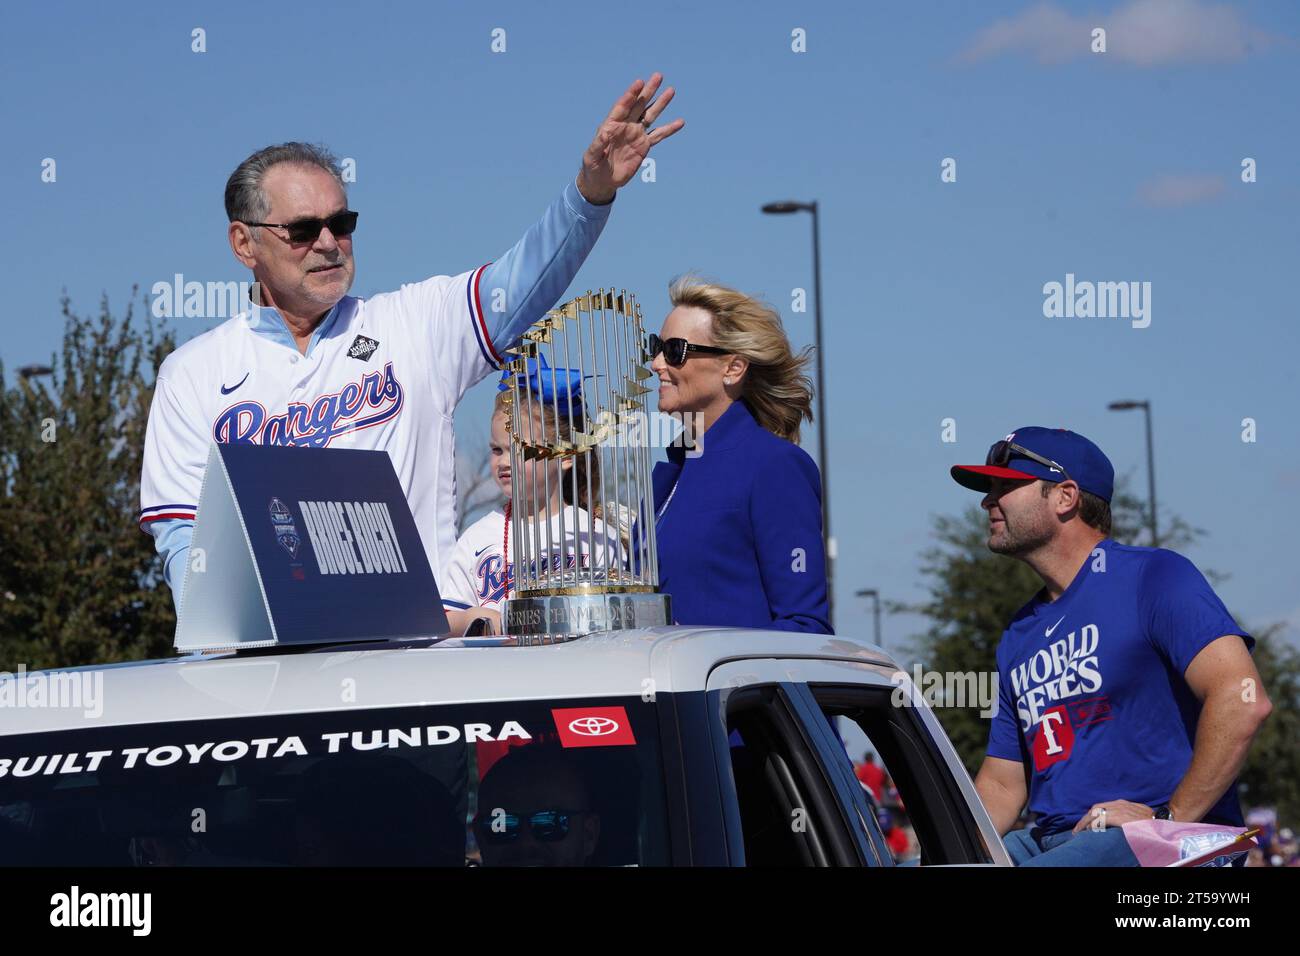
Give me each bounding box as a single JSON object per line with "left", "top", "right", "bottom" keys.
{"left": 950, "top": 426, "right": 1115, "bottom": 502}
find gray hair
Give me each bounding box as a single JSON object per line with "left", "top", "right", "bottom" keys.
{"left": 224, "top": 142, "right": 346, "bottom": 231}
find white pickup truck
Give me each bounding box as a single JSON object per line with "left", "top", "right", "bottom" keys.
{"left": 0, "top": 628, "right": 1011, "bottom": 867}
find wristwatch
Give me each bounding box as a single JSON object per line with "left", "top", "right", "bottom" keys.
{"left": 1153, "top": 804, "right": 1174, "bottom": 821}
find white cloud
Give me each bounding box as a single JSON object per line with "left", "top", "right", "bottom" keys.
{"left": 1138, "top": 173, "right": 1226, "bottom": 207}
{"left": 959, "top": 2, "right": 1085, "bottom": 65}
{"left": 958, "top": 0, "right": 1281, "bottom": 67}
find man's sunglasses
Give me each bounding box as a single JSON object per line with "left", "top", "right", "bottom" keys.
{"left": 646, "top": 333, "right": 730, "bottom": 368}
{"left": 987, "top": 440, "right": 1072, "bottom": 482}
{"left": 243, "top": 210, "right": 359, "bottom": 244}
{"left": 475, "top": 809, "right": 584, "bottom": 844}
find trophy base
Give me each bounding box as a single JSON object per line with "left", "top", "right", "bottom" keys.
{"left": 503, "top": 591, "right": 672, "bottom": 642}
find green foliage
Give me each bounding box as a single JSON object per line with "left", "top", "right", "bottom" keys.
{"left": 1236, "top": 627, "right": 1300, "bottom": 826}
{"left": 0, "top": 292, "right": 176, "bottom": 671}
{"left": 904, "top": 478, "right": 1298, "bottom": 822}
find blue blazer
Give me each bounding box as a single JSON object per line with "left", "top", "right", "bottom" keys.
{"left": 651, "top": 400, "right": 832, "bottom": 633}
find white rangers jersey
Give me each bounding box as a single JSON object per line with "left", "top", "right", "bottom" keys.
{"left": 139, "top": 178, "right": 613, "bottom": 608}
{"left": 441, "top": 506, "right": 621, "bottom": 612}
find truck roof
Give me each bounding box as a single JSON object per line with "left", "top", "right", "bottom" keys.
{"left": 0, "top": 627, "right": 897, "bottom": 737}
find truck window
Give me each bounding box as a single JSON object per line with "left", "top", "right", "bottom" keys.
{"left": 812, "top": 685, "right": 995, "bottom": 865}
{"left": 0, "top": 698, "right": 670, "bottom": 867}
{"left": 834, "top": 726, "right": 918, "bottom": 863}
{"left": 723, "top": 685, "right": 859, "bottom": 866}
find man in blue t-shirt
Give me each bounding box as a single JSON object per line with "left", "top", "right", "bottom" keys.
{"left": 950, "top": 427, "right": 1272, "bottom": 866}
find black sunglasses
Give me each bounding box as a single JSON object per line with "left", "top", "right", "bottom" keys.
{"left": 475, "top": 809, "right": 584, "bottom": 844}
{"left": 244, "top": 210, "right": 359, "bottom": 244}
{"left": 986, "top": 440, "right": 1072, "bottom": 482}
{"left": 646, "top": 333, "right": 730, "bottom": 368}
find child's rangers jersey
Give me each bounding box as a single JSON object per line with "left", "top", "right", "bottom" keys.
{"left": 441, "top": 506, "right": 621, "bottom": 612}
{"left": 139, "top": 178, "right": 613, "bottom": 608}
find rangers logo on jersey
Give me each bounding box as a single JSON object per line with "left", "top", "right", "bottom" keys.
{"left": 476, "top": 553, "right": 512, "bottom": 605}
{"left": 212, "top": 361, "right": 404, "bottom": 448}
{"left": 474, "top": 550, "right": 596, "bottom": 605}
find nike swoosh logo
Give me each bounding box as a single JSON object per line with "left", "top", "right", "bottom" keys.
{"left": 220, "top": 372, "right": 250, "bottom": 395}
{"left": 1045, "top": 615, "right": 1066, "bottom": 638}
{"left": 474, "top": 545, "right": 493, "bottom": 557}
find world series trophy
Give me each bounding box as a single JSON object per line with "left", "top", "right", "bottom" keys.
{"left": 498, "top": 288, "right": 672, "bottom": 642}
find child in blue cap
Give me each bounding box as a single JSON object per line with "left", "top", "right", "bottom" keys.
{"left": 441, "top": 358, "right": 620, "bottom": 635}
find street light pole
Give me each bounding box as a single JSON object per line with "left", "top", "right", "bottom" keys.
{"left": 1142, "top": 402, "right": 1158, "bottom": 547}
{"left": 810, "top": 203, "right": 830, "bottom": 572}
{"left": 763, "top": 199, "right": 833, "bottom": 624}
{"left": 856, "top": 588, "right": 882, "bottom": 651}
{"left": 1108, "top": 400, "right": 1158, "bottom": 547}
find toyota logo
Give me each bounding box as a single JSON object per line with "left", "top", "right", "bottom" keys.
{"left": 569, "top": 716, "right": 620, "bottom": 737}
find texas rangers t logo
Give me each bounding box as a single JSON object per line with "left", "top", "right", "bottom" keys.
{"left": 1032, "top": 705, "right": 1074, "bottom": 771}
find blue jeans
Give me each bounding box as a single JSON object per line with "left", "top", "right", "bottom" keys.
{"left": 1004, "top": 824, "right": 1139, "bottom": 867}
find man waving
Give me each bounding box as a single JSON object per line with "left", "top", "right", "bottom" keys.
{"left": 140, "top": 75, "right": 683, "bottom": 614}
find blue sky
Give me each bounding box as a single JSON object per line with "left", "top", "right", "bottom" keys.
{"left": 3, "top": 0, "right": 1298, "bottom": 656}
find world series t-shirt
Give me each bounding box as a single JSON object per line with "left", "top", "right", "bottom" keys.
{"left": 986, "top": 539, "right": 1253, "bottom": 836}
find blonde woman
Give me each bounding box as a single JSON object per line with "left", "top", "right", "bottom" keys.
{"left": 649, "top": 276, "right": 830, "bottom": 633}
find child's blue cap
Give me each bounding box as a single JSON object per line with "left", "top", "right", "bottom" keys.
{"left": 497, "top": 354, "right": 584, "bottom": 403}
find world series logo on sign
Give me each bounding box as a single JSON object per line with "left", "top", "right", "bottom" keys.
{"left": 269, "top": 497, "right": 301, "bottom": 559}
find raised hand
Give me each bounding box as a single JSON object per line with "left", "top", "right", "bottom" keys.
{"left": 577, "top": 73, "right": 684, "bottom": 205}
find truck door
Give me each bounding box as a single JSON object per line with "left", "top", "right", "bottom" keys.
{"left": 705, "top": 660, "right": 879, "bottom": 866}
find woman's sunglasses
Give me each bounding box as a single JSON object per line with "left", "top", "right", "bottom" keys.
{"left": 646, "top": 333, "right": 730, "bottom": 368}
{"left": 475, "top": 809, "right": 584, "bottom": 844}
{"left": 986, "top": 440, "right": 1072, "bottom": 481}
{"left": 243, "top": 210, "right": 359, "bottom": 244}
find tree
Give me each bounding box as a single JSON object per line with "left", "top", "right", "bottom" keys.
{"left": 904, "top": 477, "right": 1298, "bottom": 821}
{"left": 1235, "top": 626, "right": 1300, "bottom": 826}
{"left": 0, "top": 292, "right": 176, "bottom": 671}
{"left": 454, "top": 436, "right": 504, "bottom": 536}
